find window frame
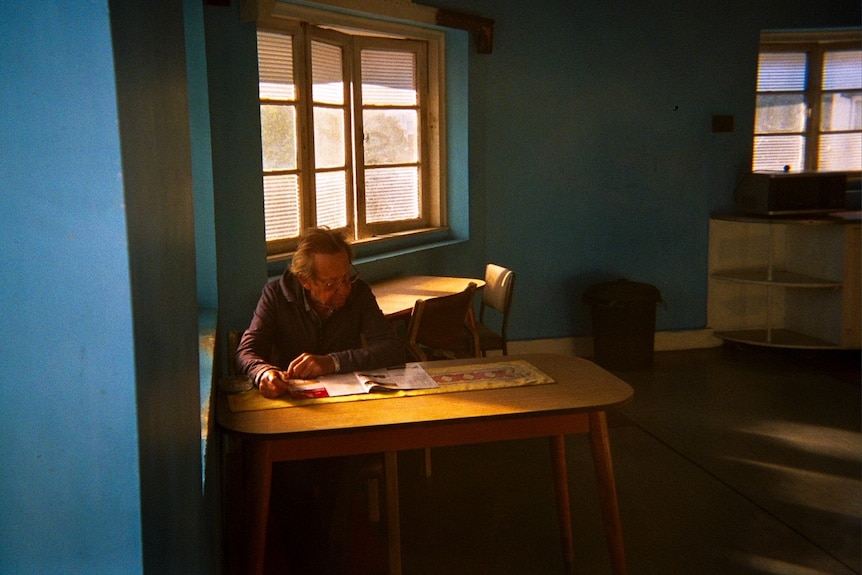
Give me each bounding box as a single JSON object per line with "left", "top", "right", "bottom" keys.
{"left": 754, "top": 29, "right": 862, "bottom": 175}
{"left": 254, "top": 4, "right": 448, "bottom": 263}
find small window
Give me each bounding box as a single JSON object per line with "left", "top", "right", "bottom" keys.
{"left": 257, "top": 20, "right": 444, "bottom": 260}
{"left": 753, "top": 30, "right": 861, "bottom": 174}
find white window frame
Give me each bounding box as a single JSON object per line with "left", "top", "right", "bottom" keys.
{"left": 251, "top": 1, "right": 447, "bottom": 262}
{"left": 753, "top": 29, "right": 862, "bottom": 175}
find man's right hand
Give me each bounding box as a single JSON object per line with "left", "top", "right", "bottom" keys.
{"left": 258, "top": 369, "right": 291, "bottom": 399}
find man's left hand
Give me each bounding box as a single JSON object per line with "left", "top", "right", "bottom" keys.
{"left": 287, "top": 353, "right": 336, "bottom": 379}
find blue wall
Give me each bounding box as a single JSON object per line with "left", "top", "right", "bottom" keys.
{"left": 0, "top": 3, "right": 143, "bottom": 573}
{"left": 208, "top": 0, "right": 860, "bottom": 343}
{"left": 0, "top": 0, "right": 858, "bottom": 573}
{"left": 427, "top": 0, "right": 860, "bottom": 340}
{"left": 110, "top": 0, "right": 208, "bottom": 571}
{"left": 2, "top": 0, "right": 209, "bottom": 572}
{"left": 187, "top": 0, "right": 219, "bottom": 310}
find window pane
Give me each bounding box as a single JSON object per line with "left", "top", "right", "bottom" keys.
{"left": 757, "top": 52, "right": 807, "bottom": 91}
{"left": 365, "top": 167, "right": 419, "bottom": 222}
{"left": 754, "top": 94, "right": 806, "bottom": 133}
{"left": 258, "top": 31, "right": 295, "bottom": 101}
{"left": 315, "top": 171, "right": 347, "bottom": 229}
{"left": 312, "top": 41, "right": 344, "bottom": 105}
{"left": 260, "top": 104, "right": 297, "bottom": 171}
{"left": 363, "top": 109, "right": 418, "bottom": 165}
{"left": 819, "top": 133, "right": 862, "bottom": 171}
{"left": 263, "top": 174, "right": 300, "bottom": 241}
{"left": 752, "top": 135, "right": 805, "bottom": 172}
{"left": 823, "top": 50, "right": 862, "bottom": 91}
{"left": 361, "top": 50, "right": 417, "bottom": 105}
{"left": 313, "top": 107, "right": 345, "bottom": 169}
{"left": 821, "top": 91, "right": 862, "bottom": 131}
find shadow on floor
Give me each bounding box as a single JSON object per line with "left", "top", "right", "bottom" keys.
{"left": 260, "top": 345, "right": 860, "bottom": 574}
{"left": 395, "top": 345, "right": 861, "bottom": 575}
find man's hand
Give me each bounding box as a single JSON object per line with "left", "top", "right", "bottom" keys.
{"left": 257, "top": 369, "right": 292, "bottom": 399}
{"left": 287, "top": 353, "right": 336, "bottom": 379}
{"left": 257, "top": 354, "right": 337, "bottom": 398}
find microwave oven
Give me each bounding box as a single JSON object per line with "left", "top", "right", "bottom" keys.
{"left": 734, "top": 171, "right": 847, "bottom": 216}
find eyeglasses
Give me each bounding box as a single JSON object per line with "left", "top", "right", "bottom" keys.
{"left": 314, "top": 265, "right": 360, "bottom": 291}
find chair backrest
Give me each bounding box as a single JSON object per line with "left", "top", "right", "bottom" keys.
{"left": 481, "top": 263, "right": 515, "bottom": 319}
{"left": 406, "top": 282, "right": 480, "bottom": 361}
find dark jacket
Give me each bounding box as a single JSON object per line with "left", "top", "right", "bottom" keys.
{"left": 235, "top": 270, "right": 406, "bottom": 383}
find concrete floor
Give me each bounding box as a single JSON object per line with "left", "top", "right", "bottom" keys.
{"left": 389, "top": 345, "right": 861, "bottom": 575}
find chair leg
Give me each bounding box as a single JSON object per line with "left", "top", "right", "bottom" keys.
{"left": 384, "top": 452, "right": 402, "bottom": 575}
{"left": 423, "top": 447, "right": 432, "bottom": 478}
{"left": 366, "top": 476, "right": 380, "bottom": 523}
{"left": 360, "top": 457, "right": 385, "bottom": 523}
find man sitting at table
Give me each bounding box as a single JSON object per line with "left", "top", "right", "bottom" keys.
{"left": 235, "top": 226, "right": 406, "bottom": 573}
{"left": 236, "top": 226, "right": 406, "bottom": 398}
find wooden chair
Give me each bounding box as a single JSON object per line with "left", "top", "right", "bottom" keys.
{"left": 405, "top": 283, "right": 481, "bottom": 477}
{"left": 475, "top": 264, "right": 516, "bottom": 355}
{"left": 405, "top": 282, "right": 481, "bottom": 362}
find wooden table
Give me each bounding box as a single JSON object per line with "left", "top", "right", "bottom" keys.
{"left": 218, "top": 353, "right": 633, "bottom": 575}
{"left": 370, "top": 275, "right": 485, "bottom": 319}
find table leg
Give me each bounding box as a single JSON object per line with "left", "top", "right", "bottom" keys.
{"left": 384, "top": 451, "right": 402, "bottom": 575}
{"left": 549, "top": 435, "right": 575, "bottom": 574}
{"left": 588, "top": 411, "right": 628, "bottom": 575}
{"left": 245, "top": 439, "right": 273, "bottom": 575}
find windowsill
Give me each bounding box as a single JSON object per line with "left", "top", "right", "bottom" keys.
{"left": 356, "top": 235, "right": 467, "bottom": 264}
{"left": 266, "top": 227, "right": 465, "bottom": 277}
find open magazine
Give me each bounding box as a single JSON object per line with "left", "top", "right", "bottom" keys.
{"left": 287, "top": 363, "right": 439, "bottom": 399}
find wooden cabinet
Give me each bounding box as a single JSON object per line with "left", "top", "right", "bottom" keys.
{"left": 708, "top": 213, "right": 861, "bottom": 349}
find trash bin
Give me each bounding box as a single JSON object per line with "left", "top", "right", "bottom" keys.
{"left": 583, "top": 280, "right": 663, "bottom": 370}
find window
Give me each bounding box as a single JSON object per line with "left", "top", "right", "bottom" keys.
{"left": 753, "top": 30, "right": 861, "bottom": 174}
{"left": 257, "top": 19, "right": 444, "bottom": 259}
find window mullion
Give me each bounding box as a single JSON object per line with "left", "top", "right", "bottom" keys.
{"left": 416, "top": 42, "right": 431, "bottom": 224}
{"left": 296, "top": 25, "right": 316, "bottom": 228}
{"left": 343, "top": 37, "right": 357, "bottom": 239}
{"left": 352, "top": 41, "right": 369, "bottom": 239}
{"left": 805, "top": 44, "right": 824, "bottom": 170}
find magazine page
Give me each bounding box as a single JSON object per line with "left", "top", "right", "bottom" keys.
{"left": 356, "top": 363, "right": 438, "bottom": 391}
{"left": 287, "top": 363, "right": 438, "bottom": 398}
{"left": 287, "top": 373, "right": 365, "bottom": 398}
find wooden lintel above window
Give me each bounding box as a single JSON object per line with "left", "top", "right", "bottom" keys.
{"left": 435, "top": 8, "right": 494, "bottom": 54}
{"left": 239, "top": 1, "right": 494, "bottom": 53}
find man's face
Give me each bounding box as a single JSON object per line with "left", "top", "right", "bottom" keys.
{"left": 300, "top": 250, "right": 354, "bottom": 310}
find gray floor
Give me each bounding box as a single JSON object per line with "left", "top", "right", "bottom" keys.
{"left": 394, "top": 345, "right": 861, "bottom": 575}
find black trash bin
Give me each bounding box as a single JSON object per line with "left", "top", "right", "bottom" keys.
{"left": 583, "top": 280, "right": 663, "bottom": 370}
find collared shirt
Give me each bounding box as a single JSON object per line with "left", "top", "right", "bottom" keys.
{"left": 235, "top": 270, "right": 406, "bottom": 384}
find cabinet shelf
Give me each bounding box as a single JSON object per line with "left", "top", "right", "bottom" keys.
{"left": 710, "top": 270, "right": 842, "bottom": 288}
{"left": 708, "top": 214, "right": 860, "bottom": 350}
{"left": 713, "top": 329, "right": 842, "bottom": 349}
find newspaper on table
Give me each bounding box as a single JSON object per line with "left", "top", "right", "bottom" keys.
{"left": 287, "top": 363, "right": 438, "bottom": 398}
